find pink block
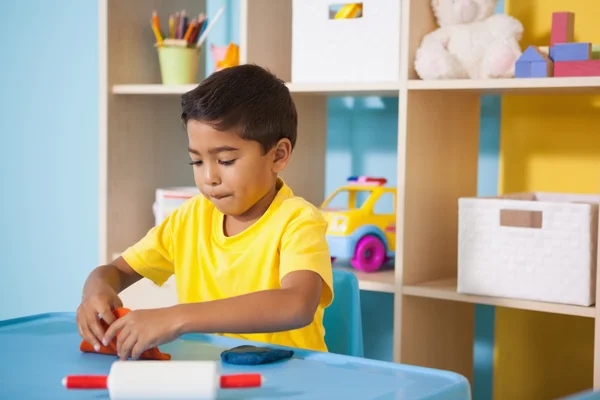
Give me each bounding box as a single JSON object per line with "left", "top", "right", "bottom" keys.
{"left": 210, "top": 44, "right": 229, "bottom": 72}
{"left": 551, "top": 12, "right": 575, "bottom": 46}
{"left": 554, "top": 60, "right": 600, "bottom": 77}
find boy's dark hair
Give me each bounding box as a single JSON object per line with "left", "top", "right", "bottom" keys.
{"left": 181, "top": 64, "right": 297, "bottom": 153}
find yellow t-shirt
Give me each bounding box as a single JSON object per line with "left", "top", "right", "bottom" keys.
{"left": 121, "top": 179, "right": 334, "bottom": 352}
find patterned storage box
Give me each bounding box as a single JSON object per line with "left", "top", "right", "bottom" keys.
{"left": 291, "top": 0, "right": 401, "bottom": 83}
{"left": 457, "top": 192, "right": 599, "bottom": 306}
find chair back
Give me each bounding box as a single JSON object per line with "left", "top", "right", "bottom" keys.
{"left": 323, "top": 269, "right": 364, "bottom": 357}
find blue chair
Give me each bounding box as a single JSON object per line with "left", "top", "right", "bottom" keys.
{"left": 323, "top": 269, "right": 364, "bottom": 357}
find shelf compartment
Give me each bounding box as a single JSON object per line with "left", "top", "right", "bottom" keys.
{"left": 402, "top": 278, "right": 596, "bottom": 318}
{"left": 407, "top": 77, "right": 600, "bottom": 94}
{"left": 334, "top": 265, "right": 396, "bottom": 294}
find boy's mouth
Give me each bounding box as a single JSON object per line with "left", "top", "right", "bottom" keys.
{"left": 211, "top": 193, "right": 231, "bottom": 200}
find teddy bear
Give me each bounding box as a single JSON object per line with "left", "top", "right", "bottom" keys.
{"left": 414, "top": 0, "right": 524, "bottom": 80}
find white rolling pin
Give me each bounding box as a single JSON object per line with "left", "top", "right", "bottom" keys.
{"left": 63, "top": 360, "right": 262, "bottom": 400}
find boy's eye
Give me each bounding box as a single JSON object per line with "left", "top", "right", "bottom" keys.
{"left": 189, "top": 160, "right": 203, "bottom": 166}
{"left": 219, "top": 159, "right": 236, "bottom": 166}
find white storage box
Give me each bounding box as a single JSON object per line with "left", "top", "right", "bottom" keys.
{"left": 153, "top": 187, "right": 199, "bottom": 226}
{"left": 291, "top": 0, "right": 401, "bottom": 83}
{"left": 457, "top": 192, "right": 599, "bottom": 306}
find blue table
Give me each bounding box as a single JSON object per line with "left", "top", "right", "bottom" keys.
{"left": 0, "top": 313, "right": 471, "bottom": 399}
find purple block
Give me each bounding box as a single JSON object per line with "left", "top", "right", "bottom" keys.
{"left": 530, "top": 61, "right": 552, "bottom": 77}
{"left": 515, "top": 61, "right": 531, "bottom": 78}
{"left": 550, "top": 42, "right": 592, "bottom": 61}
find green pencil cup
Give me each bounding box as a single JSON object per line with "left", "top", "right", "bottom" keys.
{"left": 157, "top": 46, "right": 199, "bottom": 84}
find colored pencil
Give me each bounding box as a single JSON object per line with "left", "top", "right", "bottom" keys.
{"left": 196, "top": 5, "right": 225, "bottom": 48}
{"left": 183, "top": 18, "right": 196, "bottom": 41}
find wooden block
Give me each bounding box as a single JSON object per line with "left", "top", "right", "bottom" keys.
{"left": 538, "top": 46, "right": 549, "bottom": 56}
{"left": 554, "top": 60, "right": 600, "bottom": 77}
{"left": 515, "top": 61, "right": 531, "bottom": 78}
{"left": 518, "top": 45, "right": 550, "bottom": 62}
{"left": 551, "top": 12, "right": 575, "bottom": 46}
{"left": 531, "top": 60, "right": 553, "bottom": 77}
{"left": 549, "top": 42, "right": 591, "bottom": 61}
{"left": 515, "top": 46, "right": 553, "bottom": 78}
{"left": 592, "top": 44, "right": 600, "bottom": 60}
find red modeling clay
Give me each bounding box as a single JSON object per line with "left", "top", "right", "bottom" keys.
{"left": 80, "top": 307, "right": 171, "bottom": 360}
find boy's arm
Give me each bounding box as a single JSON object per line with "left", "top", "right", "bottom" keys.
{"left": 83, "top": 257, "right": 143, "bottom": 298}
{"left": 78, "top": 201, "right": 179, "bottom": 350}
{"left": 176, "top": 269, "right": 323, "bottom": 334}
{"left": 103, "top": 269, "right": 325, "bottom": 360}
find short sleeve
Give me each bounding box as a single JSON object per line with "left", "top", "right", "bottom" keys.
{"left": 279, "top": 209, "right": 334, "bottom": 308}
{"left": 121, "top": 212, "right": 176, "bottom": 287}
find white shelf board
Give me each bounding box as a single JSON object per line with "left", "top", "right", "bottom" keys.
{"left": 112, "top": 82, "right": 401, "bottom": 96}
{"left": 402, "top": 278, "right": 595, "bottom": 318}
{"left": 286, "top": 81, "right": 400, "bottom": 96}
{"left": 407, "top": 77, "right": 600, "bottom": 95}
{"left": 112, "top": 84, "right": 197, "bottom": 95}
{"left": 334, "top": 264, "right": 396, "bottom": 293}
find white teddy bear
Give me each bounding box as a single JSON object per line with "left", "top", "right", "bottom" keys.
{"left": 414, "top": 0, "right": 524, "bottom": 80}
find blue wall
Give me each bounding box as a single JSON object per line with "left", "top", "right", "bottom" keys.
{"left": 0, "top": 1, "right": 99, "bottom": 320}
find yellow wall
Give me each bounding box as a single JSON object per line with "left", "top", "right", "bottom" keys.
{"left": 497, "top": 1, "right": 600, "bottom": 399}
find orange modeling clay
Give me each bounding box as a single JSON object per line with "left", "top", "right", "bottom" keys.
{"left": 80, "top": 307, "right": 171, "bottom": 360}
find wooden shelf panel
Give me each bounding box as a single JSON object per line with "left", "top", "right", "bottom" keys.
{"left": 334, "top": 265, "right": 396, "bottom": 293}
{"left": 402, "top": 278, "right": 596, "bottom": 318}
{"left": 407, "top": 77, "right": 600, "bottom": 95}
{"left": 112, "top": 82, "right": 401, "bottom": 96}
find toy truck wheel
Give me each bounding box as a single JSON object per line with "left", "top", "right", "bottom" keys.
{"left": 351, "top": 235, "right": 386, "bottom": 272}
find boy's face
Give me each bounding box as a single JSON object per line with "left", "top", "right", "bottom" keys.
{"left": 186, "top": 120, "right": 290, "bottom": 217}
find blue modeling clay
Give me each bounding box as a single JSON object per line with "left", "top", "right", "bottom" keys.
{"left": 220, "top": 345, "right": 294, "bottom": 365}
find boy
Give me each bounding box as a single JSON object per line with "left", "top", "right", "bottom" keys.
{"left": 76, "top": 64, "right": 334, "bottom": 360}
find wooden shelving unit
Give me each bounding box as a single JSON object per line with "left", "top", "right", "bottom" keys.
{"left": 100, "top": 0, "right": 600, "bottom": 394}
{"left": 395, "top": 0, "right": 600, "bottom": 391}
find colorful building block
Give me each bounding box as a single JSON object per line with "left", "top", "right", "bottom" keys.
{"left": 554, "top": 60, "right": 600, "bottom": 77}
{"left": 517, "top": 46, "right": 550, "bottom": 62}
{"left": 592, "top": 44, "right": 600, "bottom": 60}
{"left": 515, "top": 46, "right": 554, "bottom": 78}
{"left": 551, "top": 12, "right": 575, "bottom": 46}
{"left": 549, "top": 42, "right": 591, "bottom": 61}
{"left": 515, "top": 62, "right": 531, "bottom": 78}
{"left": 531, "top": 61, "right": 553, "bottom": 77}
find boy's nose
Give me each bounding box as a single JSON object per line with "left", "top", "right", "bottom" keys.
{"left": 204, "top": 166, "right": 221, "bottom": 186}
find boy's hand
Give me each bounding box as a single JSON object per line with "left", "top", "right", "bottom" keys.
{"left": 76, "top": 290, "right": 123, "bottom": 352}
{"left": 102, "top": 307, "right": 181, "bottom": 360}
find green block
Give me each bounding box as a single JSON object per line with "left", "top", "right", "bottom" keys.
{"left": 592, "top": 44, "right": 600, "bottom": 60}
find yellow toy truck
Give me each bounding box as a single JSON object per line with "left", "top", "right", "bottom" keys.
{"left": 320, "top": 176, "right": 396, "bottom": 272}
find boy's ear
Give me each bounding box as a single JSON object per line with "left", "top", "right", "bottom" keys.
{"left": 271, "top": 138, "right": 292, "bottom": 173}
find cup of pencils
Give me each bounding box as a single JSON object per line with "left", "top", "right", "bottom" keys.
{"left": 150, "top": 8, "right": 223, "bottom": 84}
